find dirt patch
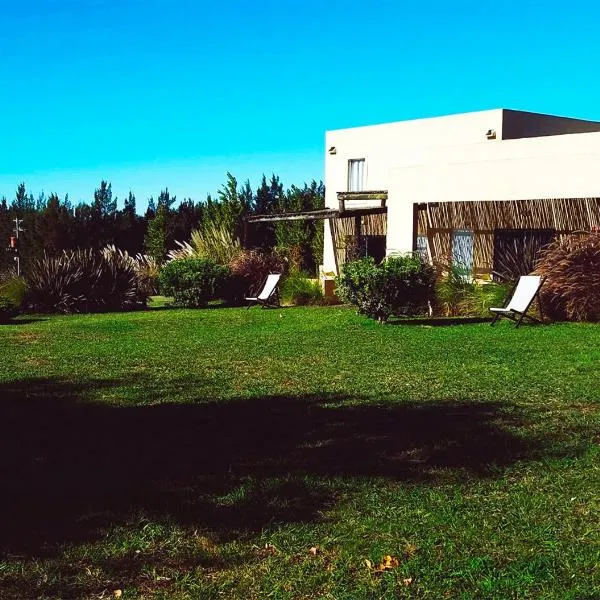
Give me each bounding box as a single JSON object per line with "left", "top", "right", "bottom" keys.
{"left": 11, "top": 331, "right": 43, "bottom": 344}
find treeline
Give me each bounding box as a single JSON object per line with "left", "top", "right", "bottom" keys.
{"left": 0, "top": 173, "right": 325, "bottom": 273}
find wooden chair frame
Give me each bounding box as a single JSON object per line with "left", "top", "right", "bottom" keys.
{"left": 490, "top": 276, "right": 546, "bottom": 328}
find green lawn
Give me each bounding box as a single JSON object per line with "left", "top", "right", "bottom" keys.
{"left": 0, "top": 306, "right": 598, "bottom": 599}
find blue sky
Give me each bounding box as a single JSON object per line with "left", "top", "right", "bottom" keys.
{"left": 1, "top": 0, "right": 599, "bottom": 208}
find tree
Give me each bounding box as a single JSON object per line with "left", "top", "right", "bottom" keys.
{"left": 34, "top": 193, "right": 67, "bottom": 255}
{"left": 200, "top": 172, "right": 248, "bottom": 242}
{"left": 91, "top": 181, "right": 117, "bottom": 247}
{"left": 145, "top": 203, "right": 170, "bottom": 264}
{"left": 12, "top": 182, "right": 35, "bottom": 213}
{"left": 144, "top": 189, "right": 175, "bottom": 263}
{"left": 252, "top": 174, "right": 283, "bottom": 248}
{"left": 275, "top": 180, "right": 325, "bottom": 272}
{"left": 116, "top": 191, "right": 144, "bottom": 254}
{"left": 0, "top": 197, "right": 12, "bottom": 271}
{"left": 172, "top": 199, "right": 203, "bottom": 245}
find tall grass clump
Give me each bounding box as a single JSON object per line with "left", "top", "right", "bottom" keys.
{"left": 435, "top": 262, "right": 509, "bottom": 317}
{"left": 169, "top": 222, "right": 241, "bottom": 265}
{"left": 535, "top": 232, "right": 600, "bottom": 321}
{"left": 280, "top": 272, "right": 324, "bottom": 306}
{"left": 26, "top": 247, "right": 149, "bottom": 313}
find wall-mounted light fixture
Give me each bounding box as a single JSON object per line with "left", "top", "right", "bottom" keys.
{"left": 328, "top": 146, "right": 337, "bottom": 155}
{"left": 485, "top": 129, "right": 497, "bottom": 140}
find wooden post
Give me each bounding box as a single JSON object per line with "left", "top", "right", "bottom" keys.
{"left": 412, "top": 203, "right": 420, "bottom": 252}
{"left": 242, "top": 218, "right": 249, "bottom": 248}
{"left": 355, "top": 215, "right": 362, "bottom": 257}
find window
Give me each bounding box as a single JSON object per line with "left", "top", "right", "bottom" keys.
{"left": 348, "top": 159, "right": 365, "bottom": 192}
{"left": 452, "top": 229, "right": 474, "bottom": 279}
{"left": 416, "top": 234, "right": 429, "bottom": 262}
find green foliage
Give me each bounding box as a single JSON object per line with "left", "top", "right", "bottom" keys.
{"left": 25, "top": 247, "right": 149, "bottom": 313}
{"left": 159, "top": 257, "right": 230, "bottom": 307}
{"left": 274, "top": 181, "right": 325, "bottom": 272}
{"left": 200, "top": 172, "right": 250, "bottom": 243}
{"left": 280, "top": 272, "right": 324, "bottom": 306}
{"left": 0, "top": 175, "right": 324, "bottom": 275}
{"left": 0, "top": 273, "right": 26, "bottom": 322}
{"left": 535, "top": 232, "right": 600, "bottom": 322}
{"left": 435, "top": 262, "right": 510, "bottom": 317}
{"left": 145, "top": 203, "right": 170, "bottom": 265}
{"left": 336, "top": 254, "right": 436, "bottom": 322}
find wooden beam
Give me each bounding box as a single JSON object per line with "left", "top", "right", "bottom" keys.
{"left": 246, "top": 206, "right": 387, "bottom": 223}
{"left": 247, "top": 209, "right": 337, "bottom": 223}
{"left": 337, "top": 191, "right": 388, "bottom": 201}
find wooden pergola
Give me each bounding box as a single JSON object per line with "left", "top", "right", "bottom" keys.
{"left": 244, "top": 191, "right": 388, "bottom": 272}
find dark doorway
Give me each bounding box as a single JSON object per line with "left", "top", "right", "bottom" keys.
{"left": 363, "top": 235, "right": 387, "bottom": 263}
{"left": 493, "top": 229, "right": 555, "bottom": 281}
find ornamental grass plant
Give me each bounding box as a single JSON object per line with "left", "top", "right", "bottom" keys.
{"left": 535, "top": 231, "right": 600, "bottom": 321}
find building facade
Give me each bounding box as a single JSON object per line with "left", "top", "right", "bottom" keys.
{"left": 323, "top": 109, "right": 600, "bottom": 279}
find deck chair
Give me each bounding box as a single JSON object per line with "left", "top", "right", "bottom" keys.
{"left": 245, "top": 273, "right": 282, "bottom": 308}
{"left": 489, "top": 275, "right": 545, "bottom": 327}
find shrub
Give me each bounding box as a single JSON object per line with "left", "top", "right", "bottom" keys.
{"left": 535, "top": 232, "right": 600, "bottom": 322}
{"left": 159, "top": 258, "right": 230, "bottom": 308}
{"left": 280, "top": 272, "right": 324, "bottom": 306}
{"left": 336, "top": 254, "right": 436, "bottom": 322}
{"left": 0, "top": 273, "right": 26, "bottom": 322}
{"left": 227, "top": 249, "right": 286, "bottom": 304}
{"left": 26, "top": 247, "right": 149, "bottom": 313}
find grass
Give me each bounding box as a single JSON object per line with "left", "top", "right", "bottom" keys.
{"left": 0, "top": 305, "right": 598, "bottom": 599}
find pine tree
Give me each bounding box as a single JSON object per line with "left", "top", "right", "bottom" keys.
{"left": 145, "top": 203, "right": 169, "bottom": 264}
{"left": 91, "top": 180, "right": 117, "bottom": 247}
{"left": 12, "top": 183, "right": 35, "bottom": 213}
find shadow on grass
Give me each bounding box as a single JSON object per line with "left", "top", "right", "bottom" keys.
{"left": 0, "top": 317, "right": 47, "bottom": 326}
{"left": 0, "top": 376, "right": 565, "bottom": 559}
{"left": 388, "top": 316, "right": 493, "bottom": 326}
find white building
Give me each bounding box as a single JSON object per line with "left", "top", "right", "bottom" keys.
{"left": 322, "top": 109, "right": 600, "bottom": 278}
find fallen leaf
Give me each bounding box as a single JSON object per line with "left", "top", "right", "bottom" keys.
{"left": 403, "top": 577, "right": 413, "bottom": 586}
{"left": 376, "top": 555, "right": 399, "bottom": 571}
{"left": 309, "top": 546, "right": 318, "bottom": 555}
{"left": 365, "top": 559, "right": 373, "bottom": 569}
{"left": 113, "top": 591, "right": 122, "bottom": 599}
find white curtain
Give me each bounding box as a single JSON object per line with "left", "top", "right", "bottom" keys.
{"left": 452, "top": 229, "right": 474, "bottom": 278}
{"left": 348, "top": 159, "right": 365, "bottom": 191}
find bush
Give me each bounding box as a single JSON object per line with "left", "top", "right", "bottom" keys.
{"left": 435, "top": 262, "right": 510, "bottom": 317}
{"left": 159, "top": 258, "right": 230, "bottom": 308}
{"left": 0, "top": 273, "right": 26, "bottom": 322}
{"left": 26, "top": 247, "right": 149, "bottom": 313}
{"left": 227, "top": 249, "right": 285, "bottom": 304}
{"left": 336, "top": 254, "right": 436, "bottom": 322}
{"left": 280, "top": 272, "right": 324, "bottom": 306}
{"left": 535, "top": 232, "right": 600, "bottom": 322}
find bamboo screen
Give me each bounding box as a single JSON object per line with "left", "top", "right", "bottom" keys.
{"left": 417, "top": 197, "right": 600, "bottom": 273}
{"left": 330, "top": 213, "right": 387, "bottom": 271}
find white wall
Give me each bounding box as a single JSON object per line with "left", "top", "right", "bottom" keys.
{"left": 386, "top": 130, "right": 600, "bottom": 253}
